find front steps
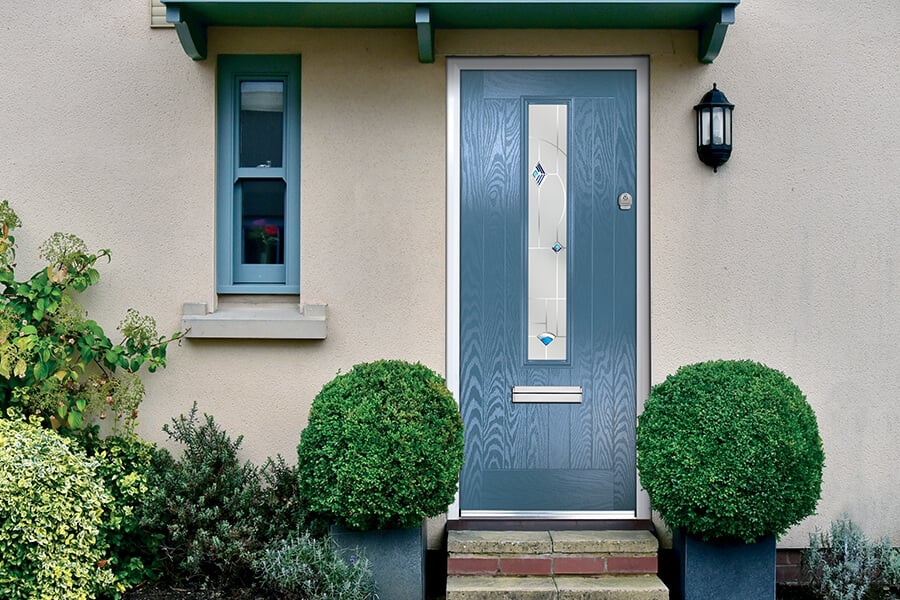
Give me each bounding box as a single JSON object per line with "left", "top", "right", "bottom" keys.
{"left": 447, "top": 530, "right": 668, "bottom": 599}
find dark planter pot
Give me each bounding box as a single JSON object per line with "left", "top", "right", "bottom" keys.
{"left": 673, "top": 530, "right": 776, "bottom": 600}
{"left": 330, "top": 523, "right": 425, "bottom": 600}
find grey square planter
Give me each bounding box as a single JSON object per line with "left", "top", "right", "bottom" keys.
{"left": 330, "top": 524, "right": 425, "bottom": 600}
{"left": 673, "top": 531, "right": 776, "bottom": 600}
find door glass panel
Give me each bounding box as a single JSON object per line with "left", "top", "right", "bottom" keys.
{"left": 527, "top": 103, "right": 568, "bottom": 361}
{"left": 239, "top": 179, "right": 286, "bottom": 265}
{"left": 239, "top": 81, "right": 284, "bottom": 168}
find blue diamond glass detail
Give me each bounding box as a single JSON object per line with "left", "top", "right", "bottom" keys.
{"left": 552, "top": 242, "right": 563, "bottom": 253}
{"left": 538, "top": 332, "right": 555, "bottom": 346}
{"left": 532, "top": 162, "right": 546, "bottom": 186}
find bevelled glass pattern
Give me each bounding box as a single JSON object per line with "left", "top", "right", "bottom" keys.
{"left": 240, "top": 179, "right": 286, "bottom": 265}
{"left": 527, "top": 104, "right": 568, "bottom": 361}
{"left": 239, "top": 81, "right": 284, "bottom": 168}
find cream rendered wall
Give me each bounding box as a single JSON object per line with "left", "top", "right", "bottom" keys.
{"left": 1, "top": 0, "right": 898, "bottom": 551}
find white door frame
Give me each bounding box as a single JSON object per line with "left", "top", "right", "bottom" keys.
{"left": 445, "top": 57, "right": 651, "bottom": 520}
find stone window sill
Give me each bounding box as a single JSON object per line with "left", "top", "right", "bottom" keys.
{"left": 181, "top": 302, "right": 327, "bottom": 339}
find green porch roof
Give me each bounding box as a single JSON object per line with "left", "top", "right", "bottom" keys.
{"left": 162, "top": 0, "right": 740, "bottom": 63}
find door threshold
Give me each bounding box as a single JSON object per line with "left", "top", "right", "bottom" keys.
{"left": 447, "top": 519, "right": 656, "bottom": 532}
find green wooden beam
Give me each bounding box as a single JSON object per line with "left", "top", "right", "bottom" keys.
{"left": 416, "top": 5, "right": 434, "bottom": 63}
{"left": 697, "top": 5, "right": 735, "bottom": 63}
{"left": 166, "top": 5, "right": 208, "bottom": 60}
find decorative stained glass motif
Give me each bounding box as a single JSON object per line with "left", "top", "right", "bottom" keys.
{"left": 532, "top": 162, "right": 546, "bottom": 186}
{"left": 527, "top": 103, "right": 568, "bottom": 361}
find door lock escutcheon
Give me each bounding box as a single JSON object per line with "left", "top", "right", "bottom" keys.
{"left": 618, "top": 192, "right": 633, "bottom": 210}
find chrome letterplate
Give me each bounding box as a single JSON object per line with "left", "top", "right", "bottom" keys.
{"left": 512, "top": 386, "right": 583, "bottom": 404}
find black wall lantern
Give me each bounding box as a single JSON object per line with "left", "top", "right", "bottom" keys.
{"left": 693, "top": 83, "right": 734, "bottom": 172}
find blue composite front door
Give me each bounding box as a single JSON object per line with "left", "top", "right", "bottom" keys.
{"left": 459, "top": 67, "right": 638, "bottom": 515}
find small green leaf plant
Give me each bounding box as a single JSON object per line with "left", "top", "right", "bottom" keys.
{"left": 142, "top": 405, "right": 318, "bottom": 591}
{"left": 74, "top": 427, "right": 164, "bottom": 598}
{"left": 297, "top": 360, "right": 465, "bottom": 531}
{"left": 0, "top": 417, "right": 115, "bottom": 600}
{"left": 636, "top": 359, "right": 824, "bottom": 543}
{"left": 0, "top": 200, "right": 184, "bottom": 433}
{"left": 254, "top": 531, "right": 376, "bottom": 600}
{"left": 803, "top": 517, "right": 899, "bottom": 600}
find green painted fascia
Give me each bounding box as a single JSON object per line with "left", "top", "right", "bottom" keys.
{"left": 164, "top": 0, "right": 739, "bottom": 62}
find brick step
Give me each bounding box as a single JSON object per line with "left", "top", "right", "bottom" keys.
{"left": 447, "top": 530, "right": 668, "bottom": 599}
{"left": 448, "top": 530, "right": 660, "bottom": 577}
{"left": 447, "top": 574, "right": 669, "bottom": 600}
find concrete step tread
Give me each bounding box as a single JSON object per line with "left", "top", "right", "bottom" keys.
{"left": 556, "top": 575, "right": 669, "bottom": 596}
{"left": 448, "top": 530, "right": 658, "bottom": 555}
{"left": 447, "top": 575, "right": 668, "bottom": 600}
{"left": 447, "top": 576, "right": 556, "bottom": 599}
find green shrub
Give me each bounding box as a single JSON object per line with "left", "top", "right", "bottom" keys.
{"left": 73, "top": 428, "right": 162, "bottom": 598}
{"left": 142, "top": 405, "right": 262, "bottom": 588}
{"left": 256, "top": 455, "right": 320, "bottom": 541}
{"left": 254, "top": 531, "right": 376, "bottom": 600}
{"left": 636, "top": 359, "right": 824, "bottom": 542}
{"left": 803, "top": 517, "right": 897, "bottom": 600}
{"left": 0, "top": 418, "right": 113, "bottom": 600}
{"left": 297, "top": 360, "right": 464, "bottom": 531}
{"left": 142, "top": 405, "right": 311, "bottom": 591}
{"left": 0, "top": 200, "right": 182, "bottom": 434}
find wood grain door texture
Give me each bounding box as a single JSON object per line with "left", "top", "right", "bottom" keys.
{"left": 459, "top": 68, "right": 637, "bottom": 515}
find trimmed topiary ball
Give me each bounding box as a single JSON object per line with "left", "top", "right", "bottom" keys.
{"left": 636, "top": 360, "right": 824, "bottom": 543}
{"left": 297, "top": 360, "right": 464, "bottom": 531}
{"left": 0, "top": 418, "right": 113, "bottom": 600}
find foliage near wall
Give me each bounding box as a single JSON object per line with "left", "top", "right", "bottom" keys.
{"left": 637, "top": 359, "right": 824, "bottom": 542}
{"left": 803, "top": 517, "right": 900, "bottom": 600}
{"left": 0, "top": 200, "right": 182, "bottom": 434}
{"left": 0, "top": 418, "right": 113, "bottom": 600}
{"left": 297, "top": 360, "right": 465, "bottom": 531}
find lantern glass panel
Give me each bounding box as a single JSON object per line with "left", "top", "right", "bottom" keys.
{"left": 712, "top": 107, "right": 724, "bottom": 145}
{"left": 699, "top": 108, "right": 711, "bottom": 146}
{"left": 724, "top": 108, "right": 732, "bottom": 145}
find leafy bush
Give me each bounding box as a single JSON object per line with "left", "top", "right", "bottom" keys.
{"left": 143, "top": 404, "right": 312, "bottom": 590}
{"left": 0, "top": 418, "right": 113, "bottom": 600}
{"left": 142, "top": 405, "right": 263, "bottom": 587}
{"left": 803, "top": 517, "right": 898, "bottom": 600}
{"left": 636, "top": 359, "right": 824, "bottom": 542}
{"left": 297, "top": 360, "right": 464, "bottom": 531}
{"left": 74, "top": 428, "right": 162, "bottom": 597}
{"left": 254, "top": 531, "right": 376, "bottom": 600}
{"left": 256, "top": 455, "right": 320, "bottom": 541}
{"left": 0, "top": 200, "right": 182, "bottom": 433}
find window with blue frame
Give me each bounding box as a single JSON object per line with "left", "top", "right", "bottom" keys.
{"left": 216, "top": 55, "right": 300, "bottom": 293}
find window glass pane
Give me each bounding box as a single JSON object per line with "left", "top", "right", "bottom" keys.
{"left": 240, "top": 81, "right": 284, "bottom": 168}
{"left": 527, "top": 103, "right": 568, "bottom": 361}
{"left": 240, "top": 179, "right": 286, "bottom": 265}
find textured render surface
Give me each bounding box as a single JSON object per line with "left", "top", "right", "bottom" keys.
{"left": 2, "top": 0, "right": 900, "bottom": 551}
